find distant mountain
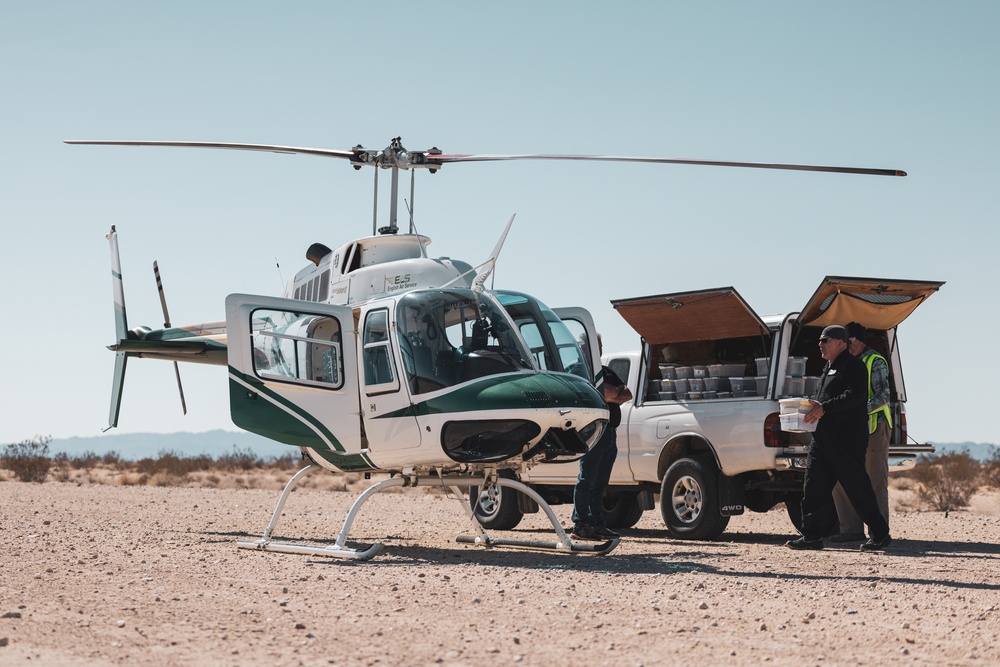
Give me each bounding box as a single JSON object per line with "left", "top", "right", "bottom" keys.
{"left": 926, "top": 441, "right": 997, "bottom": 462}
{"left": 48, "top": 430, "right": 295, "bottom": 461}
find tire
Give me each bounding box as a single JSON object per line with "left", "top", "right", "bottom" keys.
{"left": 602, "top": 493, "right": 644, "bottom": 529}
{"left": 469, "top": 476, "right": 524, "bottom": 531}
{"left": 660, "top": 456, "right": 730, "bottom": 540}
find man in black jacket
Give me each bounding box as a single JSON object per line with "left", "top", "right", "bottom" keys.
{"left": 785, "top": 325, "right": 892, "bottom": 552}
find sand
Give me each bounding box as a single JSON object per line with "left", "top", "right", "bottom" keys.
{"left": 2, "top": 478, "right": 999, "bottom": 666}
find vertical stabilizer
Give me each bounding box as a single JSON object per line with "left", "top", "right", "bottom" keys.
{"left": 107, "top": 226, "right": 129, "bottom": 341}
{"left": 105, "top": 352, "right": 127, "bottom": 431}
{"left": 104, "top": 226, "right": 128, "bottom": 430}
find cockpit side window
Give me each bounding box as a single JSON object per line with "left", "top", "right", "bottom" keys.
{"left": 494, "top": 291, "right": 591, "bottom": 381}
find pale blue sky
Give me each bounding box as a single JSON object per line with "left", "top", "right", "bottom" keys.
{"left": 1, "top": 2, "right": 996, "bottom": 445}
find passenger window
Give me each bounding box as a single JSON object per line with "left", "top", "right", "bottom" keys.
{"left": 251, "top": 309, "right": 344, "bottom": 388}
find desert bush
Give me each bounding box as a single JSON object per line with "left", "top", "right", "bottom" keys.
{"left": 135, "top": 450, "right": 214, "bottom": 477}
{"left": 102, "top": 450, "right": 124, "bottom": 467}
{"left": 52, "top": 452, "right": 72, "bottom": 482}
{"left": 268, "top": 452, "right": 301, "bottom": 470}
{"left": 909, "top": 450, "right": 982, "bottom": 511}
{"left": 982, "top": 446, "right": 1000, "bottom": 489}
{"left": 216, "top": 445, "right": 260, "bottom": 471}
{"left": 1, "top": 436, "right": 53, "bottom": 483}
{"left": 70, "top": 451, "right": 102, "bottom": 470}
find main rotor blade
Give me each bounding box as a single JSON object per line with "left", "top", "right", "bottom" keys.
{"left": 65, "top": 139, "right": 906, "bottom": 176}
{"left": 427, "top": 153, "right": 906, "bottom": 177}
{"left": 64, "top": 140, "right": 357, "bottom": 160}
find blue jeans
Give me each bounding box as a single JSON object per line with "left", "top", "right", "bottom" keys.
{"left": 572, "top": 426, "right": 617, "bottom": 529}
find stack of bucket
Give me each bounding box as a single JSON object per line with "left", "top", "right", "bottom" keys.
{"left": 779, "top": 398, "right": 817, "bottom": 432}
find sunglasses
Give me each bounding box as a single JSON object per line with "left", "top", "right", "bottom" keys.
{"left": 818, "top": 338, "right": 836, "bottom": 344}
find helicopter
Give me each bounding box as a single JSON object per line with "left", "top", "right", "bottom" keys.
{"left": 71, "top": 137, "right": 906, "bottom": 560}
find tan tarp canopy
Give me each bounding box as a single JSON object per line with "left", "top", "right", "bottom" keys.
{"left": 798, "top": 277, "right": 944, "bottom": 330}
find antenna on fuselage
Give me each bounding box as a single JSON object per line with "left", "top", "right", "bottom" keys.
{"left": 472, "top": 213, "right": 516, "bottom": 292}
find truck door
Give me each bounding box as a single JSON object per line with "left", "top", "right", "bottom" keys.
{"left": 225, "top": 293, "right": 371, "bottom": 472}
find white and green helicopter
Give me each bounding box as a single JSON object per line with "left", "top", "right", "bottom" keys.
{"left": 71, "top": 137, "right": 905, "bottom": 560}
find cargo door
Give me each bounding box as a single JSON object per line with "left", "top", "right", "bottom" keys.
{"left": 225, "top": 294, "right": 371, "bottom": 471}
{"left": 611, "top": 287, "right": 769, "bottom": 344}
{"left": 797, "top": 276, "right": 944, "bottom": 330}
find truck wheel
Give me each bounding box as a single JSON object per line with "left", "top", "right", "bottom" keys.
{"left": 469, "top": 476, "right": 523, "bottom": 531}
{"left": 660, "top": 456, "right": 730, "bottom": 540}
{"left": 602, "top": 494, "right": 644, "bottom": 529}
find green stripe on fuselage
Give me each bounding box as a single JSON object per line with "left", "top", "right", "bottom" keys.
{"left": 375, "top": 372, "right": 604, "bottom": 419}
{"left": 228, "top": 369, "right": 374, "bottom": 472}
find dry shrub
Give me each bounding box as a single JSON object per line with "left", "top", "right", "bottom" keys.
{"left": 215, "top": 446, "right": 260, "bottom": 471}
{"left": 70, "top": 451, "right": 102, "bottom": 470}
{"left": 982, "top": 446, "right": 1000, "bottom": 489}
{"left": 52, "top": 452, "right": 72, "bottom": 482}
{"left": 116, "top": 472, "right": 148, "bottom": 486}
{"left": 2, "top": 436, "right": 53, "bottom": 483}
{"left": 909, "top": 450, "right": 982, "bottom": 511}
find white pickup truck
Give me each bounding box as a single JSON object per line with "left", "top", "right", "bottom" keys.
{"left": 474, "top": 276, "right": 943, "bottom": 540}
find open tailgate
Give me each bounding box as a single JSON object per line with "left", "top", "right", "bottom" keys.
{"left": 797, "top": 276, "right": 944, "bottom": 330}
{"left": 611, "top": 287, "right": 769, "bottom": 345}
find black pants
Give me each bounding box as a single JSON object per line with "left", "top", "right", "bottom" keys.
{"left": 800, "top": 440, "right": 889, "bottom": 541}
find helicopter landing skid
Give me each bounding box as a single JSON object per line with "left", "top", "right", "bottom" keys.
{"left": 236, "top": 463, "right": 390, "bottom": 561}
{"left": 236, "top": 464, "right": 620, "bottom": 560}
{"left": 450, "top": 478, "right": 620, "bottom": 556}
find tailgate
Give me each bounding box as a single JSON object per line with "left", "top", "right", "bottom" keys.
{"left": 798, "top": 276, "right": 944, "bottom": 329}
{"left": 611, "top": 287, "right": 769, "bottom": 344}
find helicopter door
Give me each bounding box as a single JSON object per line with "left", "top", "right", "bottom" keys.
{"left": 552, "top": 307, "right": 602, "bottom": 387}
{"left": 225, "top": 294, "right": 365, "bottom": 464}
{"left": 357, "top": 305, "right": 422, "bottom": 456}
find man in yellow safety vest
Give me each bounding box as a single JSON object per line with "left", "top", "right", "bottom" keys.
{"left": 829, "top": 321, "right": 892, "bottom": 542}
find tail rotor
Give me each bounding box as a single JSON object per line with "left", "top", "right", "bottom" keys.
{"left": 154, "top": 260, "right": 188, "bottom": 415}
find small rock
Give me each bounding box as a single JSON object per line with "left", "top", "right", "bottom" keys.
{"left": 115, "top": 620, "right": 125, "bottom": 628}
{"left": 698, "top": 602, "right": 708, "bottom": 610}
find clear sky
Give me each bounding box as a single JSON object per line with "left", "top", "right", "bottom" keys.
{"left": 1, "top": 2, "right": 996, "bottom": 446}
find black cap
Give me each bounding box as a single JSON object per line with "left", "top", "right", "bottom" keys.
{"left": 820, "top": 325, "right": 849, "bottom": 342}
{"left": 845, "top": 321, "right": 866, "bottom": 340}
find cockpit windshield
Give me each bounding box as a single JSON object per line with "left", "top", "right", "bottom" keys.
{"left": 396, "top": 289, "right": 533, "bottom": 394}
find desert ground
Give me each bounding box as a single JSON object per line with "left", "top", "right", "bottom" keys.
{"left": 1, "top": 472, "right": 998, "bottom": 667}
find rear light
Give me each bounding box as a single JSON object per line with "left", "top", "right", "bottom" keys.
{"left": 764, "top": 412, "right": 789, "bottom": 447}
{"left": 898, "top": 411, "right": 907, "bottom": 445}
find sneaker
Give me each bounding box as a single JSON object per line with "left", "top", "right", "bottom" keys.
{"left": 830, "top": 532, "right": 866, "bottom": 543}
{"left": 570, "top": 524, "right": 603, "bottom": 542}
{"left": 860, "top": 534, "right": 892, "bottom": 552}
{"left": 596, "top": 527, "right": 620, "bottom": 539}
{"left": 785, "top": 536, "right": 824, "bottom": 550}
